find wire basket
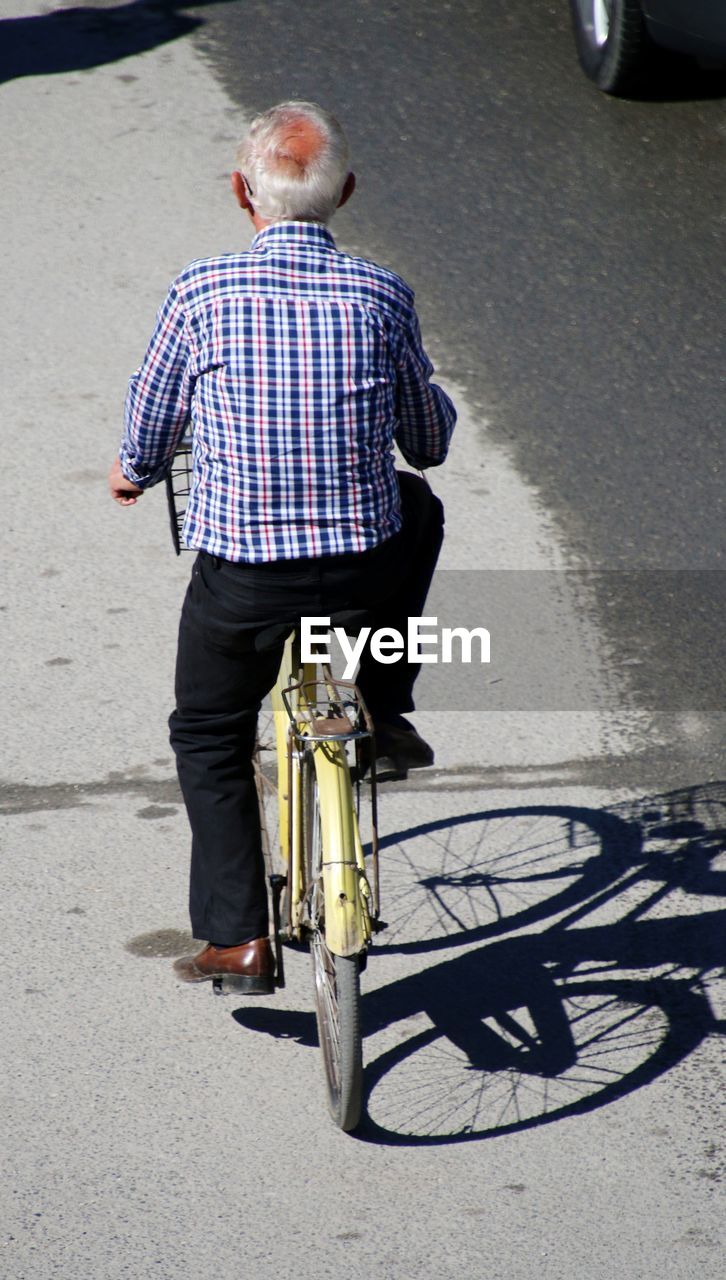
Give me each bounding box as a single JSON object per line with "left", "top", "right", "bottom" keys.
{"left": 164, "top": 436, "right": 193, "bottom": 556}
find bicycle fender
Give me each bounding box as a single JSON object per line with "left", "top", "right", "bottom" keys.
{"left": 313, "top": 744, "right": 370, "bottom": 957}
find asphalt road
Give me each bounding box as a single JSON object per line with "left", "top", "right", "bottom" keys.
{"left": 194, "top": 0, "right": 726, "bottom": 738}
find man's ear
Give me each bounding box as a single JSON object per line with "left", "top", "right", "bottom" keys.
{"left": 231, "top": 170, "right": 253, "bottom": 212}
{"left": 337, "top": 171, "right": 356, "bottom": 209}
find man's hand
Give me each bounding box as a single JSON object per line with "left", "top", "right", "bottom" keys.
{"left": 109, "top": 457, "right": 144, "bottom": 506}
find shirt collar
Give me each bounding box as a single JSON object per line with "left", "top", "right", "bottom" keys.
{"left": 250, "top": 221, "right": 337, "bottom": 251}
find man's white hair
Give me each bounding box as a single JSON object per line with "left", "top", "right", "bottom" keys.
{"left": 236, "top": 101, "right": 350, "bottom": 224}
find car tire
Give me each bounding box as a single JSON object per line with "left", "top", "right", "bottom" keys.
{"left": 568, "top": 0, "right": 650, "bottom": 93}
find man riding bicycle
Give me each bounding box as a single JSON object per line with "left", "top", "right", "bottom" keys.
{"left": 109, "top": 102, "right": 456, "bottom": 991}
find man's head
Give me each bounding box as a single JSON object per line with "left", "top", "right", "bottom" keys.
{"left": 232, "top": 101, "right": 354, "bottom": 227}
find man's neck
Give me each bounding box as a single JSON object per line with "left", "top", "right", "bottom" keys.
{"left": 252, "top": 217, "right": 330, "bottom": 233}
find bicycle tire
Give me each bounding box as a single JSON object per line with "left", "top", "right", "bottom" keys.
{"left": 304, "top": 751, "right": 363, "bottom": 1131}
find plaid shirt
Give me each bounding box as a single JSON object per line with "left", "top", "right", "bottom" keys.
{"left": 121, "top": 222, "right": 456, "bottom": 562}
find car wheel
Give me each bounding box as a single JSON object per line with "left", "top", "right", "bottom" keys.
{"left": 568, "top": 0, "right": 649, "bottom": 93}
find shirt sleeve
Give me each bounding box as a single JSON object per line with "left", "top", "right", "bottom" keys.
{"left": 394, "top": 307, "right": 456, "bottom": 469}
{"left": 119, "top": 283, "right": 194, "bottom": 488}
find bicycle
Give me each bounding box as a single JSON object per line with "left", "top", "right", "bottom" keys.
{"left": 166, "top": 440, "right": 382, "bottom": 1131}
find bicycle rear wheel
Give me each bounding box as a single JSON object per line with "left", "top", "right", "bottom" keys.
{"left": 304, "top": 751, "right": 363, "bottom": 1131}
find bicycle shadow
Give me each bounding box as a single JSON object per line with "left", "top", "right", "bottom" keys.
{"left": 0, "top": 0, "right": 239, "bottom": 85}
{"left": 354, "top": 913, "right": 724, "bottom": 1144}
{"left": 233, "top": 781, "right": 726, "bottom": 1144}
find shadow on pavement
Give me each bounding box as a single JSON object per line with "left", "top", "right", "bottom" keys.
{"left": 233, "top": 781, "right": 726, "bottom": 1144}
{"left": 355, "top": 912, "right": 723, "bottom": 1144}
{"left": 0, "top": 0, "right": 240, "bottom": 85}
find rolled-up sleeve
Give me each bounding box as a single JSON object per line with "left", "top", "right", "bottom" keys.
{"left": 394, "top": 308, "right": 456, "bottom": 469}
{"left": 119, "top": 283, "right": 194, "bottom": 488}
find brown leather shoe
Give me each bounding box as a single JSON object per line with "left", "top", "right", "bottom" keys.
{"left": 173, "top": 938, "right": 274, "bottom": 994}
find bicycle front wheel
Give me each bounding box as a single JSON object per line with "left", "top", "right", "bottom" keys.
{"left": 304, "top": 752, "right": 363, "bottom": 1131}
{"left": 310, "top": 936, "right": 362, "bottom": 1131}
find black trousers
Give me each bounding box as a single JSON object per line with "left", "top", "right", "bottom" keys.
{"left": 168, "top": 473, "right": 444, "bottom": 945}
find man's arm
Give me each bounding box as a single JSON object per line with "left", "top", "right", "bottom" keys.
{"left": 394, "top": 309, "right": 456, "bottom": 469}
{"left": 110, "top": 283, "right": 193, "bottom": 502}
{"left": 109, "top": 456, "right": 144, "bottom": 505}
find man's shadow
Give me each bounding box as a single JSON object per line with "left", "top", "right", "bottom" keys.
{"left": 233, "top": 781, "right": 726, "bottom": 1143}
{"left": 0, "top": 1, "right": 238, "bottom": 85}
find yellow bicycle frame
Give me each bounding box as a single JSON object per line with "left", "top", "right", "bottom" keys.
{"left": 270, "top": 634, "right": 372, "bottom": 958}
